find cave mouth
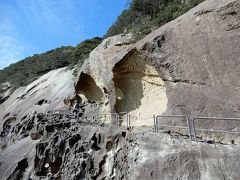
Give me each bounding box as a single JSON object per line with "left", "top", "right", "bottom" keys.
{"left": 75, "top": 73, "right": 103, "bottom": 102}
{"left": 113, "top": 52, "right": 168, "bottom": 126}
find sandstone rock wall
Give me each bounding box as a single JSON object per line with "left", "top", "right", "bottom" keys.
{"left": 74, "top": 0, "right": 240, "bottom": 136}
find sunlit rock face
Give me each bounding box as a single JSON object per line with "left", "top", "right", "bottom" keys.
{"left": 0, "top": 67, "right": 75, "bottom": 132}
{"left": 74, "top": 33, "right": 134, "bottom": 115}
{"left": 75, "top": 0, "right": 240, "bottom": 135}
{"left": 75, "top": 34, "right": 168, "bottom": 126}
{"left": 112, "top": 52, "right": 167, "bottom": 126}
{"left": 135, "top": 0, "right": 240, "bottom": 140}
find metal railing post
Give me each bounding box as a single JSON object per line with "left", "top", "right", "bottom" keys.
{"left": 186, "top": 116, "right": 192, "bottom": 141}
{"left": 153, "top": 115, "right": 156, "bottom": 132}
{"left": 118, "top": 112, "right": 128, "bottom": 127}
{"left": 192, "top": 118, "right": 197, "bottom": 142}
{"left": 127, "top": 113, "right": 129, "bottom": 129}
{"left": 116, "top": 113, "right": 119, "bottom": 126}
{"left": 128, "top": 114, "right": 131, "bottom": 129}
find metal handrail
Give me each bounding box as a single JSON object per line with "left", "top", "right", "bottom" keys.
{"left": 118, "top": 112, "right": 130, "bottom": 128}
{"left": 97, "top": 113, "right": 119, "bottom": 125}
{"left": 192, "top": 117, "right": 240, "bottom": 142}
{"left": 47, "top": 108, "right": 240, "bottom": 143}
{"left": 155, "top": 115, "right": 192, "bottom": 140}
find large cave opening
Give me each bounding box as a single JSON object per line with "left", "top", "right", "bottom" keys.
{"left": 113, "top": 52, "right": 168, "bottom": 126}
{"left": 75, "top": 73, "right": 103, "bottom": 102}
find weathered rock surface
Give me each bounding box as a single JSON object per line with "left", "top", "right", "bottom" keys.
{"left": 128, "top": 129, "right": 240, "bottom": 180}
{"left": 136, "top": 0, "right": 240, "bottom": 140}
{"left": 75, "top": 0, "right": 240, "bottom": 138}
{"left": 1, "top": 109, "right": 240, "bottom": 180}
{"left": 0, "top": 108, "right": 129, "bottom": 180}
{"left": 0, "top": 67, "right": 75, "bottom": 132}
{"left": 137, "top": 0, "right": 240, "bottom": 118}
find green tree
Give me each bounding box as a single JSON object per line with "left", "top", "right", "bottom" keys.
{"left": 105, "top": 0, "right": 204, "bottom": 40}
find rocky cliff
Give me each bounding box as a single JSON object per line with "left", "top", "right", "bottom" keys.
{"left": 74, "top": 0, "right": 240, "bottom": 140}
{"left": 0, "top": 0, "right": 240, "bottom": 179}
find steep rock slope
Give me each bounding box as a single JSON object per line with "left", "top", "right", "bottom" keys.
{"left": 75, "top": 0, "right": 240, "bottom": 137}
{"left": 136, "top": 0, "right": 240, "bottom": 139}
{"left": 0, "top": 67, "right": 74, "bottom": 133}
{"left": 137, "top": 0, "right": 240, "bottom": 117}
{"left": 75, "top": 34, "right": 168, "bottom": 126}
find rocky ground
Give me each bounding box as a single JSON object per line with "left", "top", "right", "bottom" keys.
{"left": 1, "top": 108, "right": 240, "bottom": 180}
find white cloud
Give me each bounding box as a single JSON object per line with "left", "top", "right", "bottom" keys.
{"left": 0, "top": 0, "right": 87, "bottom": 69}
{"left": 0, "top": 35, "right": 26, "bottom": 69}
{"left": 0, "top": 1, "right": 28, "bottom": 69}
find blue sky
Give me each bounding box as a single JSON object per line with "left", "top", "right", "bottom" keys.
{"left": 0, "top": 0, "right": 128, "bottom": 69}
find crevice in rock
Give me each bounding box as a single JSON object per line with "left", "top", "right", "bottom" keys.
{"left": 92, "top": 155, "right": 108, "bottom": 180}
{"left": 98, "top": 134, "right": 102, "bottom": 144}
{"left": 69, "top": 134, "right": 81, "bottom": 148}
{"left": 7, "top": 158, "right": 28, "bottom": 180}
{"left": 49, "top": 157, "right": 62, "bottom": 174}
{"left": 162, "top": 78, "right": 207, "bottom": 86}
{"left": 106, "top": 141, "right": 113, "bottom": 152}
{"left": 3, "top": 112, "right": 10, "bottom": 120}
{"left": 36, "top": 99, "right": 48, "bottom": 105}
{"left": 91, "top": 133, "right": 101, "bottom": 151}
{"left": 45, "top": 125, "right": 54, "bottom": 133}
{"left": 0, "top": 116, "right": 17, "bottom": 138}
{"left": 122, "top": 132, "right": 126, "bottom": 138}
{"left": 0, "top": 95, "right": 9, "bottom": 105}
{"left": 75, "top": 72, "right": 103, "bottom": 102}
{"left": 115, "top": 42, "right": 132, "bottom": 46}
{"left": 76, "top": 161, "right": 87, "bottom": 180}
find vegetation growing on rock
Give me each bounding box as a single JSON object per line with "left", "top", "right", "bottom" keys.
{"left": 106, "top": 0, "right": 204, "bottom": 40}
{"left": 0, "top": 37, "right": 102, "bottom": 92}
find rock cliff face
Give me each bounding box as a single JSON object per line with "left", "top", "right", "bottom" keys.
{"left": 75, "top": 0, "right": 240, "bottom": 138}
{"left": 137, "top": 0, "right": 240, "bottom": 119}
{"left": 75, "top": 34, "right": 168, "bottom": 126}
{"left": 0, "top": 67, "right": 74, "bottom": 132}
{"left": 1, "top": 0, "right": 240, "bottom": 179}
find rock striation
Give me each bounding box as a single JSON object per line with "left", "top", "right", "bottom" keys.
{"left": 0, "top": 67, "right": 75, "bottom": 133}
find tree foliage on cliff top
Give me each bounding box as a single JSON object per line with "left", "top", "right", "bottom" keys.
{"left": 106, "top": 0, "right": 204, "bottom": 40}
{"left": 0, "top": 37, "right": 102, "bottom": 93}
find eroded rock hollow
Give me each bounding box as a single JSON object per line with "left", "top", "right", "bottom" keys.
{"left": 113, "top": 51, "right": 167, "bottom": 126}
{"left": 76, "top": 72, "right": 104, "bottom": 102}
